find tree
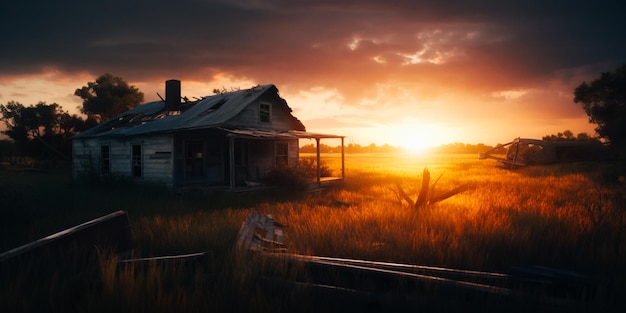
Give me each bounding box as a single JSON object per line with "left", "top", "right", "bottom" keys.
{"left": 574, "top": 65, "right": 626, "bottom": 146}
{"left": 542, "top": 130, "right": 599, "bottom": 142}
{"left": 0, "top": 101, "right": 95, "bottom": 160}
{"left": 75, "top": 73, "right": 144, "bottom": 122}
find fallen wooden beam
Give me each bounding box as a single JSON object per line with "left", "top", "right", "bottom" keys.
{"left": 0, "top": 210, "right": 132, "bottom": 263}
{"left": 235, "top": 212, "right": 595, "bottom": 308}
{"left": 118, "top": 251, "right": 210, "bottom": 265}
{"left": 268, "top": 253, "right": 512, "bottom": 296}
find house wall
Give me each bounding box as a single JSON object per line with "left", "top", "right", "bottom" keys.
{"left": 226, "top": 92, "right": 304, "bottom": 131}
{"left": 141, "top": 135, "right": 174, "bottom": 183}
{"left": 72, "top": 134, "right": 174, "bottom": 186}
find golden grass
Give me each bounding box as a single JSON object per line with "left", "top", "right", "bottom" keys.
{"left": 1, "top": 153, "right": 624, "bottom": 312}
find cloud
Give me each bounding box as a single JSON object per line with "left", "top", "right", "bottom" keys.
{"left": 1, "top": 0, "right": 623, "bottom": 145}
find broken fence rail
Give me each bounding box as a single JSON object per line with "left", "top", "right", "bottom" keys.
{"left": 236, "top": 211, "right": 596, "bottom": 303}
{"left": 0, "top": 210, "right": 133, "bottom": 263}
{"left": 0, "top": 210, "right": 211, "bottom": 267}
{"left": 235, "top": 211, "right": 512, "bottom": 295}
{"left": 118, "top": 251, "right": 210, "bottom": 265}
{"left": 271, "top": 253, "right": 513, "bottom": 295}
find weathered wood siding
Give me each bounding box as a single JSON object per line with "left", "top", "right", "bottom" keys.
{"left": 73, "top": 134, "right": 174, "bottom": 186}
{"left": 72, "top": 139, "right": 96, "bottom": 177}
{"left": 226, "top": 92, "right": 304, "bottom": 131}
{"left": 141, "top": 135, "right": 174, "bottom": 184}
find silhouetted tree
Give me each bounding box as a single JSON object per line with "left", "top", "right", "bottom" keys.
{"left": 0, "top": 101, "right": 95, "bottom": 160}
{"left": 574, "top": 65, "right": 626, "bottom": 146}
{"left": 542, "top": 130, "right": 600, "bottom": 142}
{"left": 75, "top": 73, "right": 144, "bottom": 122}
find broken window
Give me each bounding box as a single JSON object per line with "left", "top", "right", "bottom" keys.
{"left": 132, "top": 144, "right": 142, "bottom": 177}
{"left": 275, "top": 142, "right": 288, "bottom": 166}
{"left": 260, "top": 103, "right": 271, "bottom": 123}
{"left": 101, "top": 145, "right": 110, "bottom": 175}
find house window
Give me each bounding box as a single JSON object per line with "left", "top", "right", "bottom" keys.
{"left": 101, "top": 145, "right": 110, "bottom": 175}
{"left": 184, "top": 141, "right": 204, "bottom": 177}
{"left": 275, "top": 142, "right": 288, "bottom": 166}
{"left": 259, "top": 103, "right": 271, "bottom": 123}
{"left": 132, "top": 144, "right": 142, "bottom": 177}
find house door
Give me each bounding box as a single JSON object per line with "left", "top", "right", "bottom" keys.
{"left": 184, "top": 141, "right": 204, "bottom": 177}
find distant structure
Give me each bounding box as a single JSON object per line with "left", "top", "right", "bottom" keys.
{"left": 73, "top": 81, "right": 344, "bottom": 190}
{"left": 479, "top": 137, "right": 605, "bottom": 168}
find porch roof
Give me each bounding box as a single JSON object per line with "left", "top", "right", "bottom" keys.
{"left": 219, "top": 128, "right": 344, "bottom": 140}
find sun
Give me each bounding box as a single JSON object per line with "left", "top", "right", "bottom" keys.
{"left": 401, "top": 136, "right": 435, "bottom": 153}
{"left": 392, "top": 123, "right": 446, "bottom": 154}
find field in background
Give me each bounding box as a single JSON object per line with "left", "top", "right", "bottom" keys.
{"left": 1, "top": 153, "right": 624, "bottom": 312}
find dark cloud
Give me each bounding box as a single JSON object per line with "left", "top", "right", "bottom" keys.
{"left": 1, "top": 0, "right": 624, "bottom": 108}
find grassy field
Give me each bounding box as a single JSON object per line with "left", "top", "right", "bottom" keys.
{"left": 1, "top": 153, "right": 625, "bottom": 312}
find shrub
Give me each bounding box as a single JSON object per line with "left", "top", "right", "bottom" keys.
{"left": 296, "top": 157, "right": 332, "bottom": 179}
{"left": 262, "top": 158, "right": 332, "bottom": 190}
{"left": 262, "top": 165, "right": 309, "bottom": 190}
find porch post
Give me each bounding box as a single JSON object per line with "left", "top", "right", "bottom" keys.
{"left": 316, "top": 137, "right": 321, "bottom": 186}
{"left": 229, "top": 136, "right": 235, "bottom": 191}
{"left": 341, "top": 137, "right": 345, "bottom": 178}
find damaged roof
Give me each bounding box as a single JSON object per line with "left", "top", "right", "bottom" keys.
{"left": 74, "top": 84, "right": 305, "bottom": 139}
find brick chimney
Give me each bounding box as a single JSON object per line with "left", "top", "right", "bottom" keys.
{"left": 165, "top": 79, "right": 181, "bottom": 108}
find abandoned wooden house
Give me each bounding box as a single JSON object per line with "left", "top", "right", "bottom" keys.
{"left": 72, "top": 80, "right": 344, "bottom": 190}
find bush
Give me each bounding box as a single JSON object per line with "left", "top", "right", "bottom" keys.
{"left": 262, "top": 165, "right": 309, "bottom": 190}
{"left": 263, "top": 158, "right": 333, "bottom": 190}
{"left": 296, "top": 157, "right": 332, "bottom": 179}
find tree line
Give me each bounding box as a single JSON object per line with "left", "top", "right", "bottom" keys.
{"left": 0, "top": 74, "right": 144, "bottom": 165}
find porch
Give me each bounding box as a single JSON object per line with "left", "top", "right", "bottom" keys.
{"left": 221, "top": 128, "right": 345, "bottom": 191}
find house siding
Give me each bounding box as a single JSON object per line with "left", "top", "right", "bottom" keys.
{"left": 73, "top": 134, "right": 173, "bottom": 186}
{"left": 142, "top": 135, "right": 174, "bottom": 184}
{"left": 226, "top": 92, "right": 304, "bottom": 131}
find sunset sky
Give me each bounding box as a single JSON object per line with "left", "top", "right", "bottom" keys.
{"left": 1, "top": 1, "right": 624, "bottom": 150}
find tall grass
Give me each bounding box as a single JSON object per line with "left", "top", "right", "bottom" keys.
{"left": 1, "top": 154, "right": 624, "bottom": 312}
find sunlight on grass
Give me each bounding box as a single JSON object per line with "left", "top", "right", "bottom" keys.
{"left": 1, "top": 154, "right": 624, "bottom": 312}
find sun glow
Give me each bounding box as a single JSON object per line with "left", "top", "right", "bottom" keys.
{"left": 401, "top": 135, "right": 436, "bottom": 154}
{"left": 376, "top": 123, "right": 450, "bottom": 154}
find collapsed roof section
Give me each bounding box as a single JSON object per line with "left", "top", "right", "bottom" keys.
{"left": 73, "top": 84, "right": 306, "bottom": 139}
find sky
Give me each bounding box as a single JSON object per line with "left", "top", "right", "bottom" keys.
{"left": 1, "top": 0, "right": 624, "bottom": 150}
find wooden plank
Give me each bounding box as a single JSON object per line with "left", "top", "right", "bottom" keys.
{"left": 235, "top": 211, "right": 261, "bottom": 251}
{"left": 236, "top": 211, "right": 286, "bottom": 252}
{"left": 0, "top": 210, "right": 132, "bottom": 262}
{"left": 118, "top": 251, "right": 209, "bottom": 265}
{"left": 269, "top": 253, "right": 511, "bottom": 296}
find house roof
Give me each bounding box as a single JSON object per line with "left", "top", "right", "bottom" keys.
{"left": 74, "top": 84, "right": 306, "bottom": 139}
